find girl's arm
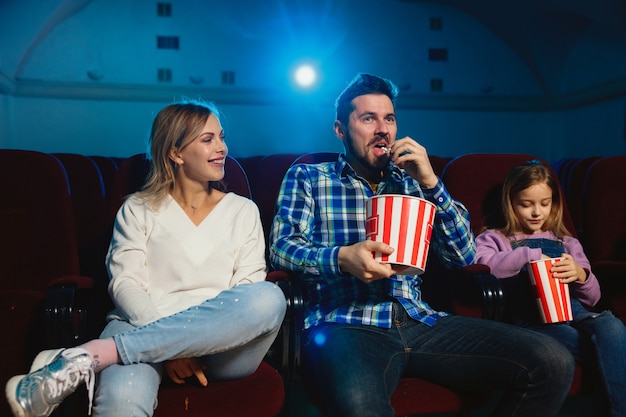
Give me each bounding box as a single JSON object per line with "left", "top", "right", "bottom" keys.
{"left": 561, "top": 236, "right": 601, "bottom": 307}
{"left": 475, "top": 230, "right": 543, "bottom": 278}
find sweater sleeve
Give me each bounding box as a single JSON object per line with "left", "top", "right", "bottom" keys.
{"left": 106, "top": 197, "right": 162, "bottom": 327}
{"left": 228, "top": 198, "right": 267, "bottom": 286}
{"left": 475, "top": 229, "right": 543, "bottom": 278}
{"left": 562, "top": 236, "right": 601, "bottom": 307}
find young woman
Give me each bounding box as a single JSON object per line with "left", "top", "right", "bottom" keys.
{"left": 475, "top": 159, "right": 626, "bottom": 417}
{"left": 6, "top": 100, "right": 286, "bottom": 417}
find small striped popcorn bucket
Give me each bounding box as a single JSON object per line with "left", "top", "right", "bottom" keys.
{"left": 527, "top": 258, "right": 573, "bottom": 323}
{"left": 366, "top": 194, "right": 435, "bottom": 275}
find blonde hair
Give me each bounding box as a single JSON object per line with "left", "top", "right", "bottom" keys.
{"left": 500, "top": 160, "right": 571, "bottom": 238}
{"left": 138, "top": 99, "right": 223, "bottom": 209}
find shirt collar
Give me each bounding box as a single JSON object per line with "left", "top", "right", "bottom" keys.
{"left": 337, "top": 153, "right": 353, "bottom": 178}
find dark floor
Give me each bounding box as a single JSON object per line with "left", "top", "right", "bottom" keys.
{"left": 281, "top": 382, "right": 594, "bottom": 417}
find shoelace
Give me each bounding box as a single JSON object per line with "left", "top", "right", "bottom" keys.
{"left": 44, "top": 349, "right": 95, "bottom": 415}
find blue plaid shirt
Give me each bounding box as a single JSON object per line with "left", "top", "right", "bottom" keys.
{"left": 269, "top": 154, "right": 475, "bottom": 329}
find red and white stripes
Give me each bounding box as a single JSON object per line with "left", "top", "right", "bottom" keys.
{"left": 528, "top": 258, "right": 573, "bottom": 323}
{"left": 366, "top": 195, "right": 435, "bottom": 275}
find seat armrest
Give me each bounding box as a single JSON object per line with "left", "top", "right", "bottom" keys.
{"left": 424, "top": 259, "right": 504, "bottom": 321}
{"left": 44, "top": 275, "right": 95, "bottom": 348}
{"left": 266, "top": 270, "right": 303, "bottom": 381}
{"left": 450, "top": 264, "right": 504, "bottom": 321}
{"left": 466, "top": 265, "right": 505, "bottom": 321}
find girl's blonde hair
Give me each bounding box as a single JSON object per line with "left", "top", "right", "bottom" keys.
{"left": 500, "top": 160, "right": 571, "bottom": 238}
{"left": 138, "top": 99, "right": 224, "bottom": 209}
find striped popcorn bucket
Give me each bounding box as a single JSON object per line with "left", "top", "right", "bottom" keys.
{"left": 365, "top": 194, "right": 435, "bottom": 275}
{"left": 527, "top": 258, "right": 573, "bottom": 323}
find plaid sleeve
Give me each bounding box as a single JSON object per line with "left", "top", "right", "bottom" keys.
{"left": 423, "top": 180, "right": 476, "bottom": 268}
{"left": 269, "top": 164, "right": 341, "bottom": 277}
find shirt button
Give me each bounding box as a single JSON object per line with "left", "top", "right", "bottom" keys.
{"left": 438, "top": 197, "right": 444, "bottom": 203}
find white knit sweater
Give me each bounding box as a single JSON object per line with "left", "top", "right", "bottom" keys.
{"left": 106, "top": 192, "right": 267, "bottom": 327}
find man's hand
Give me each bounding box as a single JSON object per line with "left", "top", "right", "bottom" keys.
{"left": 164, "top": 358, "right": 208, "bottom": 386}
{"left": 338, "top": 241, "right": 398, "bottom": 283}
{"left": 389, "top": 137, "right": 438, "bottom": 188}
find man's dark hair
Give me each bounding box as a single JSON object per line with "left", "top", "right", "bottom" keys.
{"left": 334, "top": 73, "right": 399, "bottom": 125}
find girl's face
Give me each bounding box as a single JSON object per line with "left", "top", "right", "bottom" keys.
{"left": 512, "top": 182, "right": 552, "bottom": 234}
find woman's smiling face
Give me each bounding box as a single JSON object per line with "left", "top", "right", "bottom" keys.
{"left": 177, "top": 113, "right": 227, "bottom": 183}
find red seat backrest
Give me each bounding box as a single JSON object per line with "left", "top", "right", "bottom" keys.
{"left": 236, "top": 155, "right": 264, "bottom": 191}
{"left": 249, "top": 153, "right": 303, "bottom": 238}
{"left": 429, "top": 155, "right": 452, "bottom": 177}
{"left": 564, "top": 156, "right": 602, "bottom": 236}
{"left": 53, "top": 153, "right": 108, "bottom": 247}
{"left": 53, "top": 153, "right": 111, "bottom": 282}
{"left": 442, "top": 153, "right": 575, "bottom": 237}
{"left": 582, "top": 156, "right": 626, "bottom": 262}
{"left": 88, "top": 155, "right": 120, "bottom": 205}
{"left": 0, "top": 150, "right": 80, "bottom": 290}
{"left": 109, "top": 153, "right": 151, "bottom": 220}
{"left": 223, "top": 156, "right": 251, "bottom": 199}
{"left": 0, "top": 150, "right": 83, "bottom": 410}
{"left": 292, "top": 152, "right": 339, "bottom": 166}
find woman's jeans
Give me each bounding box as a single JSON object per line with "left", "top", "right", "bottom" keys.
{"left": 91, "top": 281, "right": 286, "bottom": 417}
{"left": 303, "top": 303, "right": 575, "bottom": 417}
{"left": 527, "top": 299, "right": 626, "bottom": 417}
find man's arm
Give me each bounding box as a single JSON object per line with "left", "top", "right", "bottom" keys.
{"left": 388, "top": 137, "right": 474, "bottom": 268}
{"left": 269, "top": 164, "right": 339, "bottom": 277}
{"left": 422, "top": 180, "right": 476, "bottom": 268}
{"left": 269, "top": 164, "right": 395, "bottom": 282}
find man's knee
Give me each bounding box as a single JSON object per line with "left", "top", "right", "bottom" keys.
{"left": 528, "top": 334, "right": 575, "bottom": 385}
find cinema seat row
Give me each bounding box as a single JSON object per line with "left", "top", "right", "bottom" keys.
{"left": 1, "top": 149, "right": 624, "bottom": 417}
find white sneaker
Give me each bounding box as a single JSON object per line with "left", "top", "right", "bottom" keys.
{"left": 5, "top": 348, "right": 95, "bottom": 417}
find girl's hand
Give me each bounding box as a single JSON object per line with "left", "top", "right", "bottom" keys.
{"left": 164, "top": 358, "right": 208, "bottom": 386}
{"left": 551, "top": 253, "right": 587, "bottom": 283}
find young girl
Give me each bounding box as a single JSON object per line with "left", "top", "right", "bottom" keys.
{"left": 5, "top": 100, "right": 286, "bottom": 417}
{"left": 475, "top": 159, "right": 626, "bottom": 417}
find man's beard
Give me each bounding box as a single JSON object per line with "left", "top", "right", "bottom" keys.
{"left": 344, "top": 131, "right": 389, "bottom": 172}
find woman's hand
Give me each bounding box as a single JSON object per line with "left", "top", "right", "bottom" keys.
{"left": 551, "top": 253, "right": 587, "bottom": 283}
{"left": 164, "top": 358, "right": 208, "bottom": 386}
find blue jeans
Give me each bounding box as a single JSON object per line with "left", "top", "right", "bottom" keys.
{"left": 526, "top": 299, "right": 626, "bottom": 417}
{"left": 91, "top": 281, "right": 286, "bottom": 417}
{"left": 303, "top": 303, "right": 574, "bottom": 417}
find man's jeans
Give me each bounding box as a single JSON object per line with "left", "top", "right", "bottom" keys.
{"left": 92, "top": 281, "right": 286, "bottom": 417}
{"left": 303, "top": 303, "right": 574, "bottom": 417}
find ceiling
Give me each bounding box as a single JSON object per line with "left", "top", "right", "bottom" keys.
{"left": 402, "top": 0, "right": 626, "bottom": 96}
{"left": 1, "top": 0, "right": 625, "bottom": 108}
